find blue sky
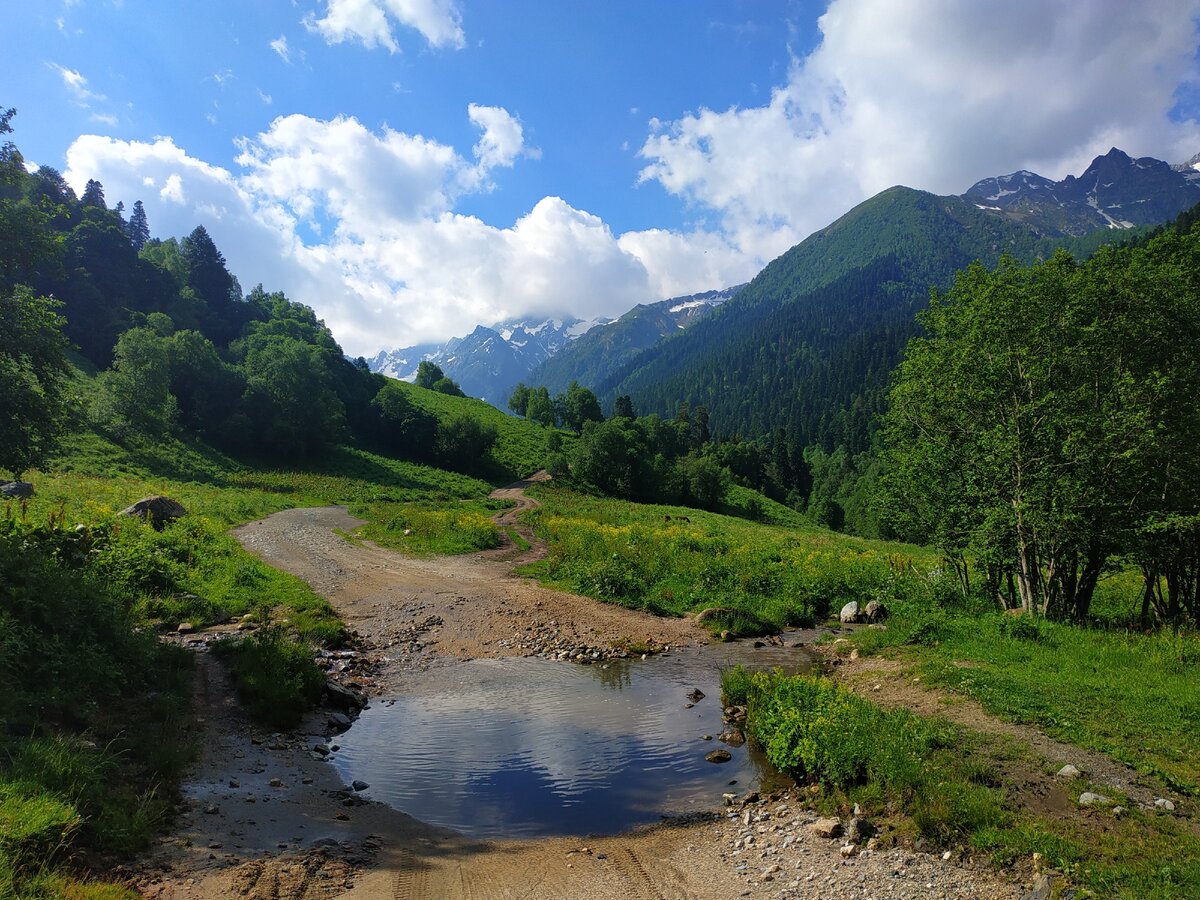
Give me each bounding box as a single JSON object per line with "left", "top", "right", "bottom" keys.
{"left": 6, "top": 1, "right": 1200, "bottom": 355}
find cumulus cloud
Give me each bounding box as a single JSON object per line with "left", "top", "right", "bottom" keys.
{"left": 305, "top": 0, "right": 466, "bottom": 52}
{"left": 62, "top": 109, "right": 748, "bottom": 356}
{"left": 639, "top": 0, "right": 1200, "bottom": 260}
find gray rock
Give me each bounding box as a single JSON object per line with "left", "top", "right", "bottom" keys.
{"left": 1078, "top": 791, "right": 1111, "bottom": 807}
{"left": 0, "top": 481, "right": 34, "bottom": 500}
{"left": 687, "top": 688, "right": 706, "bottom": 702}
{"left": 328, "top": 712, "right": 352, "bottom": 731}
{"left": 864, "top": 599, "right": 888, "bottom": 622}
{"left": 1021, "top": 873, "right": 1056, "bottom": 900}
{"left": 1056, "top": 764, "right": 1082, "bottom": 779}
{"left": 705, "top": 749, "right": 733, "bottom": 763}
{"left": 839, "top": 601, "right": 861, "bottom": 624}
{"left": 1155, "top": 797, "right": 1176, "bottom": 811}
{"left": 351, "top": 780, "right": 369, "bottom": 791}
{"left": 809, "top": 817, "right": 843, "bottom": 838}
{"left": 176, "top": 622, "right": 195, "bottom": 634}
{"left": 120, "top": 495, "right": 186, "bottom": 527}
{"left": 718, "top": 729, "right": 746, "bottom": 747}
{"left": 326, "top": 681, "right": 366, "bottom": 710}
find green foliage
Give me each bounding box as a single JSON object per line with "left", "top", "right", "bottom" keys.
{"left": 736, "top": 670, "right": 1006, "bottom": 844}
{"left": 434, "top": 414, "right": 498, "bottom": 472}
{"left": 883, "top": 226, "right": 1200, "bottom": 625}
{"left": 211, "top": 629, "right": 326, "bottom": 729}
{"left": 358, "top": 501, "right": 502, "bottom": 555}
{"left": 526, "top": 484, "right": 933, "bottom": 634}
{"left": 414, "top": 360, "right": 464, "bottom": 396}
{"left": 0, "top": 286, "right": 71, "bottom": 478}
{"left": 91, "top": 326, "right": 177, "bottom": 438}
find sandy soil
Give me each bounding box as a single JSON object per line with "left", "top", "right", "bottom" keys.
{"left": 133, "top": 481, "right": 1028, "bottom": 899}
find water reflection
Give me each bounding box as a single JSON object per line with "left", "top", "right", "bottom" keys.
{"left": 330, "top": 636, "right": 813, "bottom": 838}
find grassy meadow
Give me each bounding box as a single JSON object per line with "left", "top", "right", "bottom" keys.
{"left": 521, "top": 483, "right": 938, "bottom": 636}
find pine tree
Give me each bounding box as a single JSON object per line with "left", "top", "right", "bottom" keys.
{"left": 81, "top": 178, "right": 106, "bottom": 208}
{"left": 127, "top": 200, "right": 150, "bottom": 251}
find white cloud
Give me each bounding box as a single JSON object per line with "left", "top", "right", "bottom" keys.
{"left": 258, "top": 88, "right": 273, "bottom": 105}
{"left": 89, "top": 112, "right": 119, "bottom": 127}
{"left": 638, "top": 0, "right": 1200, "bottom": 261}
{"left": 270, "top": 35, "right": 292, "bottom": 63}
{"left": 62, "top": 110, "right": 747, "bottom": 356}
{"left": 305, "top": 0, "right": 465, "bottom": 52}
{"left": 49, "top": 63, "right": 105, "bottom": 107}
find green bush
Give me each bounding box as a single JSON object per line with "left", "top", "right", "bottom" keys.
{"left": 212, "top": 629, "right": 326, "bottom": 729}
{"left": 736, "top": 670, "right": 1010, "bottom": 845}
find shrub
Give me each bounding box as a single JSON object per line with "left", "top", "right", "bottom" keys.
{"left": 212, "top": 629, "right": 325, "bottom": 729}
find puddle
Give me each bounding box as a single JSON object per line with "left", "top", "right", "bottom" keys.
{"left": 330, "top": 635, "right": 815, "bottom": 838}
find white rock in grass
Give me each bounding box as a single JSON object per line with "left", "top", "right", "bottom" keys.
{"left": 1055, "top": 764, "right": 1082, "bottom": 779}
{"left": 1078, "top": 792, "right": 1111, "bottom": 807}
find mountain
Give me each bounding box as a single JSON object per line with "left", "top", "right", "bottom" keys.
{"left": 368, "top": 316, "right": 610, "bottom": 407}
{"left": 593, "top": 149, "right": 1199, "bottom": 450}
{"left": 963, "top": 148, "right": 1200, "bottom": 237}
{"left": 524, "top": 286, "right": 743, "bottom": 398}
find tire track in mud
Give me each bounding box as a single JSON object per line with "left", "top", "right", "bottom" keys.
{"left": 609, "top": 846, "right": 664, "bottom": 900}
{"left": 391, "top": 848, "right": 429, "bottom": 899}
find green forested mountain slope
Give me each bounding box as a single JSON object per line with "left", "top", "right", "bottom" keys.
{"left": 596, "top": 186, "right": 1140, "bottom": 449}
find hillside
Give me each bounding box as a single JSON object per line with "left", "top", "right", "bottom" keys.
{"left": 595, "top": 181, "right": 1155, "bottom": 449}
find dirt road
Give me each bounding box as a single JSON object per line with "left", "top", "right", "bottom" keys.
{"left": 135, "top": 481, "right": 1021, "bottom": 899}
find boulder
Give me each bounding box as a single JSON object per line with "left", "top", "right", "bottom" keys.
{"left": 809, "top": 817, "right": 843, "bottom": 838}
{"left": 120, "top": 495, "right": 186, "bottom": 528}
{"left": 864, "top": 600, "right": 888, "bottom": 623}
{"left": 1055, "top": 764, "right": 1082, "bottom": 779}
{"left": 839, "top": 601, "right": 861, "bottom": 624}
{"left": 1155, "top": 798, "right": 1176, "bottom": 812}
{"left": 686, "top": 688, "right": 705, "bottom": 703}
{"left": 0, "top": 481, "right": 33, "bottom": 500}
{"left": 351, "top": 780, "right": 370, "bottom": 792}
{"left": 326, "top": 681, "right": 367, "bottom": 711}
{"left": 718, "top": 729, "right": 746, "bottom": 747}
{"left": 704, "top": 749, "right": 733, "bottom": 763}
{"left": 1078, "top": 791, "right": 1111, "bottom": 807}
{"left": 328, "top": 712, "right": 353, "bottom": 731}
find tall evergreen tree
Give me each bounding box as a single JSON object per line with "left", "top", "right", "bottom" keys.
{"left": 127, "top": 200, "right": 150, "bottom": 251}
{"left": 81, "top": 178, "right": 106, "bottom": 208}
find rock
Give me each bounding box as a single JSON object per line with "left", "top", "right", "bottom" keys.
{"left": 687, "top": 688, "right": 706, "bottom": 703}
{"left": 1155, "top": 798, "right": 1176, "bottom": 811}
{"left": 403, "top": 529, "right": 413, "bottom": 536}
{"left": 0, "top": 481, "right": 34, "bottom": 500}
{"left": 723, "top": 793, "right": 737, "bottom": 806}
{"left": 1056, "top": 764, "right": 1082, "bottom": 779}
{"left": 328, "top": 712, "right": 352, "bottom": 731}
{"left": 313, "top": 744, "right": 330, "bottom": 756}
{"left": 809, "top": 817, "right": 843, "bottom": 838}
{"left": 1078, "top": 791, "right": 1112, "bottom": 807}
{"left": 839, "top": 843, "right": 858, "bottom": 858}
{"left": 351, "top": 780, "right": 370, "bottom": 792}
{"left": 1021, "top": 873, "right": 1056, "bottom": 900}
{"left": 845, "top": 817, "right": 874, "bottom": 843}
{"left": 864, "top": 599, "right": 889, "bottom": 622}
{"left": 839, "top": 601, "right": 861, "bottom": 623}
{"left": 326, "top": 681, "right": 367, "bottom": 710}
{"left": 176, "top": 622, "right": 195, "bottom": 634}
{"left": 120, "top": 495, "right": 186, "bottom": 528}
{"left": 718, "top": 729, "right": 746, "bottom": 747}
{"left": 269, "top": 778, "right": 282, "bottom": 788}
{"left": 705, "top": 749, "right": 733, "bottom": 764}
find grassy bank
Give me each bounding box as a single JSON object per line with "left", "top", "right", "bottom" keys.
{"left": 725, "top": 668, "right": 1200, "bottom": 897}
{"left": 522, "top": 484, "right": 937, "bottom": 636}
{"left": 845, "top": 605, "right": 1200, "bottom": 796}
{"left": 1, "top": 411, "right": 519, "bottom": 894}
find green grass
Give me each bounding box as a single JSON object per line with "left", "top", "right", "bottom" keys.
{"left": 522, "top": 484, "right": 936, "bottom": 635}
{"left": 381, "top": 378, "right": 570, "bottom": 481}
{"left": 849, "top": 607, "right": 1200, "bottom": 795}
{"left": 355, "top": 500, "right": 504, "bottom": 555}
{"left": 726, "top": 668, "right": 1200, "bottom": 898}
{"left": 211, "top": 629, "right": 327, "bottom": 729}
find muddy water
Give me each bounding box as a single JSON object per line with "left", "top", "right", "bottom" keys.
{"left": 330, "top": 634, "right": 816, "bottom": 839}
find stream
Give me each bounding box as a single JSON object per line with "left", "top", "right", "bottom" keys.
{"left": 329, "top": 634, "right": 817, "bottom": 838}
